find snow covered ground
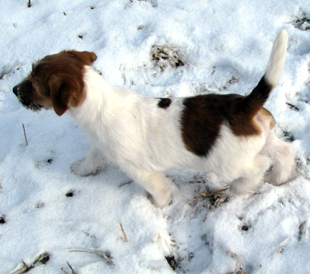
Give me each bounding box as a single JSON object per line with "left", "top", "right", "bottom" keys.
{"left": 1, "top": 0, "right": 310, "bottom": 273}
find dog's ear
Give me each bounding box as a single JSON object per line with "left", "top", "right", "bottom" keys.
{"left": 66, "top": 50, "right": 97, "bottom": 66}
{"left": 49, "top": 74, "right": 81, "bottom": 116}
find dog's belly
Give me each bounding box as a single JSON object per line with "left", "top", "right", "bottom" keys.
{"left": 124, "top": 124, "right": 265, "bottom": 182}
{"left": 179, "top": 125, "right": 266, "bottom": 180}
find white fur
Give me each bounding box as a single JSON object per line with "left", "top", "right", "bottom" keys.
{"left": 68, "top": 70, "right": 294, "bottom": 207}
{"left": 265, "top": 30, "right": 288, "bottom": 87}
{"left": 68, "top": 30, "right": 294, "bottom": 207}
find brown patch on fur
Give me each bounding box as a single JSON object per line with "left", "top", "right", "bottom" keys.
{"left": 258, "top": 108, "right": 276, "bottom": 129}
{"left": 181, "top": 76, "right": 275, "bottom": 157}
{"left": 181, "top": 94, "right": 266, "bottom": 157}
{"left": 239, "top": 76, "right": 274, "bottom": 118}
{"left": 13, "top": 50, "right": 97, "bottom": 116}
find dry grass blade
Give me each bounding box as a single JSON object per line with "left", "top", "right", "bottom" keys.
{"left": 227, "top": 251, "right": 246, "bottom": 274}
{"left": 119, "top": 221, "right": 129, "bottom": 242}
{"left": 0, "top": 66, "right": 13, "bottom": 80}
{"left": 277, "top": 237, "right": 290, "bottom": 253}
{"left": 66, "top": 262, "right": 77, "bottom": 274}
{"left": 10, "top": 262, "right": 29, "bottom": 274}
{"left": 69, "top": 248, "right": 113, "bottom": 265}
{"left": 299, "top": 221, "right": 307, "bottom": 241}
{"left": 286, "top": 102, "right": 299, "bottom": 111}
{"left": 60, "top": 267, "right": 69, "bottom": 274}
{"left": 10, "top": 252, "right": 50, "bottom": 274}
{"left": 22, "top": 124, "right": 28, "bottom": 146}
{"left": 200, "top": 188, "right": 229, "bottom": 199}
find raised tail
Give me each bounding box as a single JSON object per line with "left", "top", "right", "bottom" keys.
{"left": 241, "top": 30, "right": 288, "bottom": 117}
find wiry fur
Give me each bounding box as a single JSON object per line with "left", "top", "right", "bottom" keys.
{"left": 13, "top": 31, "right": 295, "bottom": 207}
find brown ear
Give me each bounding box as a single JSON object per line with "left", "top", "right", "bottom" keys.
{"left": 66, "top": 50, "right": 97, "bottom": 66}
{"left": 49, "top": 74, "right": 80, "bottom": 116}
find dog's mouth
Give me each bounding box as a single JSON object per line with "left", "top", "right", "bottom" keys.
{"left": 16, "top": 94, "right": 44, "bottom": 112}
{"left": 13, "top": 81, "right": 45, "bottom": 112}
{"left": 25, "top": 102, "right": 44, "bottom": 112}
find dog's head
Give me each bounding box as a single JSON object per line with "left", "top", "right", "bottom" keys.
{"left": 13, "top": 50, "right": 97, "bottom": 116}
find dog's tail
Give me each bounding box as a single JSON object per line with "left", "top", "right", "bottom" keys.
{"left": 240, "top": 30, "right": 288, "bottom": 117}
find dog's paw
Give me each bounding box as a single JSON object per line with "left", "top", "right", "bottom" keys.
{"left": 70, "top": 160, "right": 103, "bottom": 177}
{"left": 153, "top": 192, "right": 172, "bottom": 208}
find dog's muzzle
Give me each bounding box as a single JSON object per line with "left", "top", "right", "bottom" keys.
{"left": 12, "top": 82, "right": 44, "bottom": 112}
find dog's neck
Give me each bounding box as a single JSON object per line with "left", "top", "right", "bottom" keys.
{"left": 68, "top": 67, "right": 131, "bottom": 126}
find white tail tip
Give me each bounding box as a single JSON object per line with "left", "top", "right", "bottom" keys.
{"left": 265, "top": 30, "right": 288, "bottom": 87}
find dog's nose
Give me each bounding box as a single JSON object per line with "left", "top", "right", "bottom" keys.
{"left": 13, "top": 85, "right": 19, "bottom": 96}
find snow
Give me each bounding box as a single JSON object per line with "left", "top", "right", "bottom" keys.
{"left": 1, "top": 0, "right": 310, "bottom": 273}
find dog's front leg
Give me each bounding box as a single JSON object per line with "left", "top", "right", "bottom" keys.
{"left": 130, "top": 170, "right": 172, "bottom": 208}
{"left": 71, "top": 146, "right": 106, "bottom": 176}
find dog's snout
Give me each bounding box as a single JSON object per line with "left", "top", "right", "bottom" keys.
{"left": 13, "top": 85, "right": 19, "bottom": 96}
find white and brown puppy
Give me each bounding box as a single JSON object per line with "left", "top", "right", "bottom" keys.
{"left": 13, "top": 30, "right": 295, "bottom": 207}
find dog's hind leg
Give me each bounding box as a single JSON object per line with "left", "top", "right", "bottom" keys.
{"left": 229, "top": 154, "right": 271, "bottom": 194}
{"left": 130, "top": 170, "right": 172, "bottom": 208}
{"left": 261, "top": 131, "right": 296, "bottom": 185}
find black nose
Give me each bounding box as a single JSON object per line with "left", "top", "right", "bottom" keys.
{"left": 13, "top": 85, "right": 19, "bottom": 96}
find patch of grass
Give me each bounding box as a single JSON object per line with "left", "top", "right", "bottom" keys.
{"left": 292, "top": 12, "right": 310, "bottom": 31}
{"left": 151, "top": 45, "right": 186, "bottom": 71}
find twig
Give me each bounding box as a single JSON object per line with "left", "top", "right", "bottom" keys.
{"left": 10, "top": 253, "right": 50, "bottom": 274}
{"left": 22, "top": 124, "right": 28, "bottom": 146}
{"left": 299, "top": 221, "right": 307, "bottom": 241}
{"left": 286, "top": 102, "right": 299, "bottom": 111}
{"left": 66, "top": 262, "right": 77, "bottom": 274}
{"left": 227, "top": 251, "right": 245, "bottom": 274}
{"left": 119, "top": 221, "right": 129, "bottom": 242}
{"left": 61, "top": 268, "right": 69, "bottom": 274}
{"left": 200, "top": 187, "right": 229, "bottom": 199}
{"left": 69, "top": 248, "right": 113, "bottom": 265}
{"left": 10, "top": 261, "right": 29, "bottom": 274}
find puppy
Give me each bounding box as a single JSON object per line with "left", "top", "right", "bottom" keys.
{"left": 13, "top": 30, "right": 295, "bottom": 207}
